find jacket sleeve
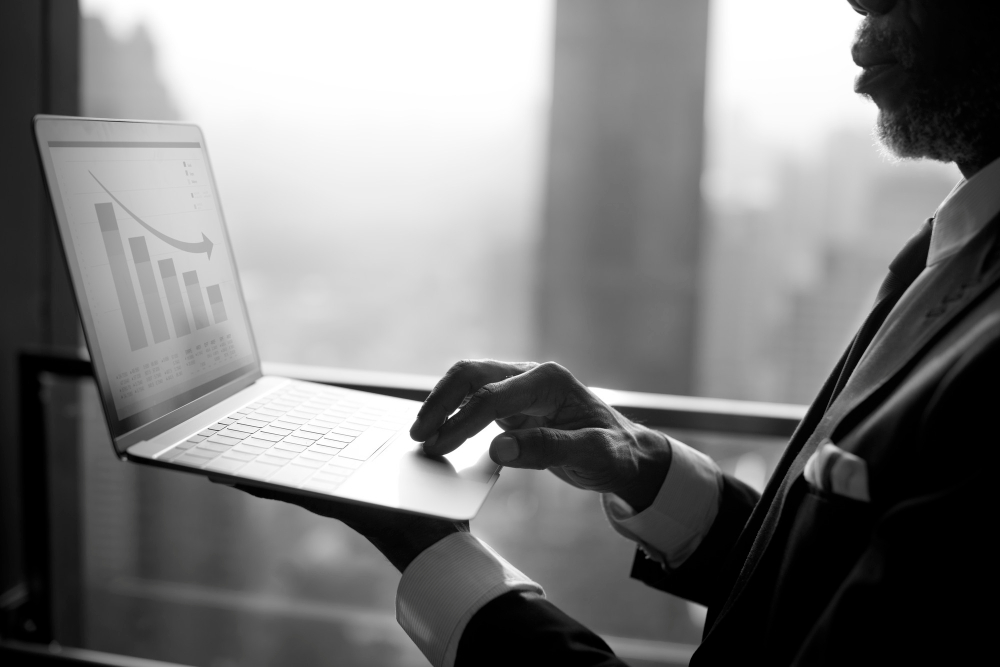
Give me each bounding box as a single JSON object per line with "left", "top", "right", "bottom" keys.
{"left": 456, "top": 591, "right": 627, "bottom": 667}
{"left": 631, "top": 473, "right": 761, "bottom": 607}
{"left": 791, "top": 322, "right": 1000, "bottom": 665}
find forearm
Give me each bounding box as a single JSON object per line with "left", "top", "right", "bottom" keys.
{"left": 363, "top": 516, "right": 469, "bottom": 572}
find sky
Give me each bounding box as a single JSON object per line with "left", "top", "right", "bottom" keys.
{"left": 79, "top": 0, "right": 886, "bottom": 210}
{"left": 79, "top": 0, "right": 554, "bottom": 136}
{"left": 81, "top": 0, "right": 873, "bottom": 153}
{"left": 79, "top": 0, "right": 883, "bottom": 226}
{"left": 80, "top": 0, "right": 555, "bottom": 241}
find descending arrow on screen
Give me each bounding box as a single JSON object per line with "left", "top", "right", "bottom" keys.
{"left": 89, "top": 171, "right": 215, "bottom": 260}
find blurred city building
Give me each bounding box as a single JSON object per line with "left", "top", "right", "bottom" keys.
{"left": 698, "top": 126, "right": 956, "bottom": 404}
{"left": 81, "top": 15, "right": 180, "bottom": 121}
{"left": 538, "top": 0, "right": 709, "bottom": 394}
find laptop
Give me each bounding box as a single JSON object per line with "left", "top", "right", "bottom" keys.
{"left": 33, "top": 115, "right": 501, "bottom": 520}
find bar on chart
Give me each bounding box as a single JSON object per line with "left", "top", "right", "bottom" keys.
{"left": 206, "top": 284, "right": 228, "bottom": 324}
{"left": 183, "top": 270, "right": 211, "bottom": 330}
{"left": 127, "top": 236, "right": 170, "bottom": 344}
{"left": 157, "top": 259, "right": 192, "bottom": 337}
{"left": 95, "top": 202, "right": 148, "bottom": 351}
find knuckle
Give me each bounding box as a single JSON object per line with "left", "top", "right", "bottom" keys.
{"left": 538, "top": 361, "right": 572, "bottom": 382}
{"left": 448, "top": 359, "right": 477, "bottom": 377}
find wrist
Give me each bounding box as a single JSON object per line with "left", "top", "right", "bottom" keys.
{"left": 367, "top": 518, "right": 469, "bottom": 573}
{"left": 615, "top": 428, "right": 672, "bottom": 513}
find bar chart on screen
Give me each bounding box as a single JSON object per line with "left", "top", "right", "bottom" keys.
{"left": 48, "top": 138, "right": 254, "bottom": 419}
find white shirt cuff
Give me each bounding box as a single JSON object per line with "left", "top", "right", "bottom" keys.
{"left": 602, "top": 437, "right": 723, "bottom": 568}
{"left": 396, "top": 532, "right": 544, "bottom": 667}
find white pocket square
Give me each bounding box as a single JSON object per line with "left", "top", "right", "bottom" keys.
{"left": 803, "top": 440, "right": 870, "bottom": 502}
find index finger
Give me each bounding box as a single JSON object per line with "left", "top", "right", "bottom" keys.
{"left": 423, "top": 363, "right": 567, "bottom": 455}
{"left": 409, "top": 359, "right": 536, "bottom": 441}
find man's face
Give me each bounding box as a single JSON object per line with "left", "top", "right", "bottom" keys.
{"left": 850, "top": 0, "right": 1000, "bottom": 170}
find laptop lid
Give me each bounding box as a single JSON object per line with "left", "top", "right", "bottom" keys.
{"left": 34, "top": 116, "right": 262, "bottom": 455}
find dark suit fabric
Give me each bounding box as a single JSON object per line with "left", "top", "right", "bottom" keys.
{"left": 456, "top": 215, "right": 1000, "bottom": 666}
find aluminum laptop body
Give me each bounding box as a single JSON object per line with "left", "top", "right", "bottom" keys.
{"left": 33, "top": 115, "right": 500, "bottom": 520}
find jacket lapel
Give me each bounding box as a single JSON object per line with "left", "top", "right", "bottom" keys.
{"left": 828, "top": 213, "right": 1000, "bottom": 443}
{"left": 702, "top": 214, "right": 1000, "bottom": 645}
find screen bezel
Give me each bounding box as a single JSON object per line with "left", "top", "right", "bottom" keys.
{"left": 33, "top": 115, "right": 263, "bottom": 455}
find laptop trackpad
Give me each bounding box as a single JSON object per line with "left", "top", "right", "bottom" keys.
{"left": 336, "top": 423, "right": 502, "bottom": 520}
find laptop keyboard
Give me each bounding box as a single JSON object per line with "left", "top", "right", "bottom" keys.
{"left": 157, "top": 383, "right": 418, "bottom": 495}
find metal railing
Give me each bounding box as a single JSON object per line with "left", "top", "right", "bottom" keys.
{"left": 0, "top": 639, "right": 192, "bottom": 667}
{"left": 262, "top": 361, "right": 807, "bottom": 437}
{"left": 4, "top": 350, "right": 807, "bottom": 666}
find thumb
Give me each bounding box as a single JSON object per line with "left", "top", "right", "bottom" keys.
{"left": 490, "top": 427, "right": 592, "bottom": 470}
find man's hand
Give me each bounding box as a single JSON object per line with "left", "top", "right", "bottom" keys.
{"left": 410, "top": 360, "right": 672, "bottom": 513}
{"left": 218, "top": 481, "right": 467, "bottom": 573}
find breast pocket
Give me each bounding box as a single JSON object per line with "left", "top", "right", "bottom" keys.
{"left": 804, "top": 440, "right": 871, "bottom": 502}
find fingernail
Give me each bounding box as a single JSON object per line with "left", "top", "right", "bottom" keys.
{"left": 494, "top": 436, "right": 519, "bottom": 463}
{"left": 423, "top": 433, "right": 439, "bottom": 450}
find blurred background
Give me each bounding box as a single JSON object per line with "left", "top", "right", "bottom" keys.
{"left": 4, "top": 0, "right": 961, "bottom": 665}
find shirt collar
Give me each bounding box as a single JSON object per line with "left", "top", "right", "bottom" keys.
{"left": 929, "top": 154, "right": 1000, "bottom": 265}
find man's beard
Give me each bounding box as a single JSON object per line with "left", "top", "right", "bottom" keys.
{"left": 875, "top": 74, "right": 1000, "bottom": 168}
{"left": 857, "top": 19, "right": 1000, "bottom": 169}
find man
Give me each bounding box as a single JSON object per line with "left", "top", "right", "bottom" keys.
{"left": 238, "top": 0, "right": 1000, "bottom": 664}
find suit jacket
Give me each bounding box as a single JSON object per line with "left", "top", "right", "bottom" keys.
{"left": 456, "top": 213, "right": 1000, "bottom": 666}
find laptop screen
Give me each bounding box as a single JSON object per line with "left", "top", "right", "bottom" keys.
{"left": 35, "top": 117, "right": 260, "bottom": 442}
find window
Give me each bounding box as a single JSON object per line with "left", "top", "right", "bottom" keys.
{"left": 63, "top": 1, "right": 963, "bottom": 665}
